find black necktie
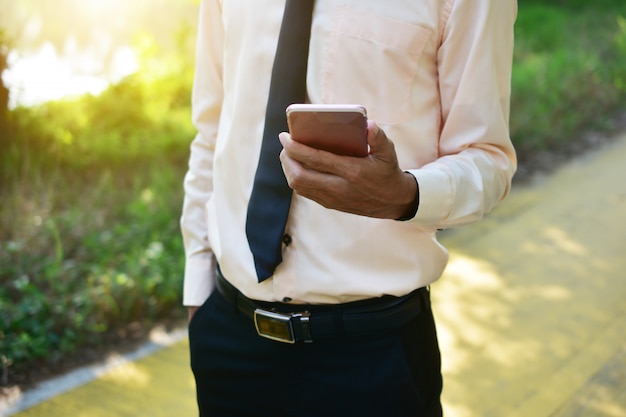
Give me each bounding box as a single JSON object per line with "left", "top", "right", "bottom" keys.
{"left": 245, "top": 0, "right": 316, "bottom": 282}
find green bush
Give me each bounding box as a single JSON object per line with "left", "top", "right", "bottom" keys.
{"left": 0, "top": 61, "right": 193, "bottom": 381}
{"left": 0, "top": 160, "right": 188, "bottom": 370}
{"left": 510, "top": 2, "right": 626, "bottom": 159}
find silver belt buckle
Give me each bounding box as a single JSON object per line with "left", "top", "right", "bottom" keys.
{"left": 254, "top": 309, "right": 310, "bottom": 344}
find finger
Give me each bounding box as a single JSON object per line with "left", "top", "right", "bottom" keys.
{"left": 281, "top": 149, "right": 338, "bottom": 187}
{"left": 279, "top": 131, "right": 316, "bottom": 160}
{"left": 280, "top": 131, "right": 353, "bottom": 175}
{"left": 282, "top": 158, "right": 349, "bottom": 206}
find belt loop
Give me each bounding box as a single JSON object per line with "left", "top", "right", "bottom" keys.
{"left": 292, "top": 313, "right": 313, "bottom": 343}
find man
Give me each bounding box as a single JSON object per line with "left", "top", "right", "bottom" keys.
{"left": 182, "top": 0, "right": 517, "bottom": 416}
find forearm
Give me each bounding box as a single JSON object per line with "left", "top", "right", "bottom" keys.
{"left": 182, "top": 0, "right": 224, "bottom": 307}
{"left": 406, "top": 0, "right": 517, "bottom": 229}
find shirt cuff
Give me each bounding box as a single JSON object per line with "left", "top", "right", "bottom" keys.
{"left": 183, "top": 256, "right": 217, "bottom": 306}
{"left": 406, "top": 168, "right": 454, "bottom": 226}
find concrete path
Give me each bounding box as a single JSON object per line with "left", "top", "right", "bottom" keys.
{"left": 432, "top": 131, "right": 626, "bottom": 417}
{"left": 2, "top": 132, "right": 626, "bottom": 417}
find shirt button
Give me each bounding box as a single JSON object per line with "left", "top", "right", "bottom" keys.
{"left": 282, "top": 297, "right": 293, "bottom": 303}
{"left": 282, "top": 233, "right": 292, "bottom": 246}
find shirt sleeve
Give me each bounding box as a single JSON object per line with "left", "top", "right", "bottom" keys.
{"left": 180, "top": 0, "right": 224, "bottom": 306}
{"left": 408, "top": 0, "right": 518, "bottom": 228}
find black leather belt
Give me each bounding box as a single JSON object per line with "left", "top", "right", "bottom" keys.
{"left": 216, "top": 269, "right": 430, "bottom": 344}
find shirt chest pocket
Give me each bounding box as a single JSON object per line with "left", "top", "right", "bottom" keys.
{"left": 321, "top": 7, "right": 432, "bottom": 125}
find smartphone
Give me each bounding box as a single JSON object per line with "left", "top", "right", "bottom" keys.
{"left": 286, "top": 104, "right": 368, "bottom": 157}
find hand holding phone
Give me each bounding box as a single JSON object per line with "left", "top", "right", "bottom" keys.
{"left": 286, "top": 104, "right": 368, "bottom": 157}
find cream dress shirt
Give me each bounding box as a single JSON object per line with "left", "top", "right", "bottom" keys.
{"left": 181, "top": 0, "right": 518, "bottom": 306}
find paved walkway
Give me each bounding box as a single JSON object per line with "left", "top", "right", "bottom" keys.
{"left": 2, "top": 133, "right": 626, "bottom": 417}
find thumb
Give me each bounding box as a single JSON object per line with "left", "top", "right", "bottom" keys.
{"left": 366, "top": 120, "right": 389, "bottom": 154}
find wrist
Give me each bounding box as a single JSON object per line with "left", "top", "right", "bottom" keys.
{"left": 395, "top": 172, "right": 419, "bottom": 221}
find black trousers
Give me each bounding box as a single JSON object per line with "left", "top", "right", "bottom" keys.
{"left": 189, "top": 288, "right": 443, "bottom": 417}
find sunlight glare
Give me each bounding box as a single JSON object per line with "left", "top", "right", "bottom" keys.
{"left": 2, "top": 0, "right": 143, "bottom": 108}
{"left": 5, "top": 43, "right": 104, "bottom": 108}
{"left": 4, "top": 41, "right": 138, "bottom": 108}
{"left": 111, "top": 46, "right": 140, "bottom": 83}
{"left": 83, "top": 0, "right": 124, "bottom": 13}
{"left": 101, "top": 361, "right": 150, "bottom": 386}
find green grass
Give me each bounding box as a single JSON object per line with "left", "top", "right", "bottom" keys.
{"left": 1, "top": 0, "right": 626, "bottom": 385}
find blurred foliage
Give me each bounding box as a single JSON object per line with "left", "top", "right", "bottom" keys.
{"left": 0, "top": 0, "right": 198, "bottom": 52}
{"left": 2, "top": 0, "right": 626, "bottom": 385}
{"left": 0, "top": 29, "right": 9, "bottom": 132}
{"left": 510, "top": 1, "right": 626, "bottom": 159}
{"left": 0, "top": 60, "right": 193, "bottom": 380}
{"left": 522, "top": 0, "right": 622, "bottom": 10}
{"left": 0, "top": 3, "right": 197, "bottom": 382}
